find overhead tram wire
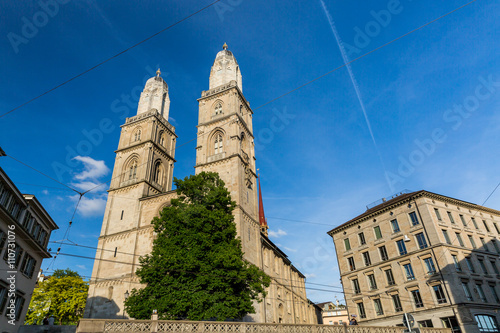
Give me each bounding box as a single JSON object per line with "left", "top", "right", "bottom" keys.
{"left": 0, "top": 0, "right": 478, "bottom": 122}
{"left": 7, "top": 0, "right": 483, "bottom": 286}
{"left": 3, "top": 0, "right": 483, "bottom": 200}
{"left": 0, "top": 0, "right": 224, "bottom": 120}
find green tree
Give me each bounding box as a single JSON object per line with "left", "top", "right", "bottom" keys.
{"left": 125, "top": 172, "right": 270, "bottom": 320}
{"left": 24, "top": 269, "right": 88, "bottom": 325}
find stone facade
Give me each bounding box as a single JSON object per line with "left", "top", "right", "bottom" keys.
{"left": 328, "top": 190, "right": 500, "bottom": 333}
{"left": 84, "top": 45, "right": 317, "bottom": 324}
{"left": 0, "top": 166, "right": 58, "bottom": 331}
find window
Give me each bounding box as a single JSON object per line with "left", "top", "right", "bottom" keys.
{"left": 456, "top": 233, "right": 464, "bottom": 247}
{"left": 466, "top": 257, "right": 475, "bottom": 273}
{"left": 472, "top": 217, "right": 479, "bottom": 229}
{"left": 424, "top": 257, "right": 437, "bottom": 274}
{"left": 479, "top": 259, "right": 488, "bottom": 274}
{"left": 374, "top": 299, "right": 384, "bottom": 315}
{"left": 214, "top": 132, "right": 223, "bottom": 154}
{"left": 392, "top": 294, "right": 403, "bottom": 312}
{"left": 214, "top": 102, "right": 223, "bottom": 115}
{"left": 379, "top": 246, "right": 388, "bottom": 261}
{"left": 442, "top": 229, "right": 451, "bottom": 244}
{"left": 494, "top": 223, "right": 500, "bottom": 235}
{"left": 493, "top": 240, "right": 500, "bottom": 254}
{"left": 435, "top": 208, "right": 442, "bottom": 221}
{"left": 491, "top": 260, "right": 500, "bottom": 274}
{"left": 134, "top": 129, "right": 141, "bottom": 141}
{"left": 442, "top": 316, "right": 461, "bottom": 333}
{"left": 0, "top": 229, "right": 6, "bottom": 252}
{"left": 480, "top": 238, "right": 489, "bottom": 252}
{"left": 20, "top": 254, "right": 36, "bottom": 278}
{"left": 396, "top": 240, "right": 407, "bottom": 255}
{"left": 374, "top": 226, "right": 382, "bottom": 240}
{"left": 391, "top": 219, "right": 400, "bottom": 233}
{"left": 483, "top": 220, "right": 491, "bottom": 233}
{"left": 415, "top": 233, "right": 428, "bottom": 249}
{"left": 476, "top": 284, "right": 487, "bottom": 302}
{"left": 447, "top": 212, "right": 455, "bottom": 224}
{"left": 158, "top": 131, "right": 165, "bottom": 146}
{"left": 344, "top": 238, "right": 351, "bottom": 251}
{"left": 0, "top": 283, "right": 7, "bottom": 314}
{"left": 409, "top": 212, "right": 419, "bottom": 226}
{"left": 462, "top": 281, "right": 473, "bottom": 301}
{"left": 368, "top": 274, "right": 377, "bottom": 290}
{"left": 469, "top": 235, "right": 477, "bottom": 249}
{"left": 3, "top": 243, "right": 23, "bottom": 268}
{"left": 12, "top": 295, "right": 25, "bottom": 321}
{"left": 357, "top": 302, "right": 366, "bottom": 319}
{"left": 352, "top": 279, "right": 361, "bottom": 294}
{"left": 358, "top": 232, "right": 366, "bottom": 245}
{"left": 475, "top": 314, "right": 500, "bottom": 333}
{"left": 460, "top": 214, "right": 467, "bottom": 226}
{"left": 433, "top": 285, "right": 447, "bottom": 304}
{"left": 153, "top": 161, "right": 164, "bottom": 185}
{"left": 419, "top": 320, "right": 434, "bottom": 328}
{"left": 362, "top": 252, "right": 371, "bottom": 266}
{"left": 403, "top": 263, "right": 415, "bottom": 280}
{"left": 452, "top": 255, "right": 462, "bottom": 272}
{"left": 385, "top": 269, "right": 395, "bottom": 286}
{"left": 489, "top": 285, "right": 500, "bottom": 303}
{"left": 347, "top": 257, "right": 355, "bottom": 271}
{"left": 411, "top": 289, "right": 424, "bottom": 308}
{"left": 128, "top": 160, "right": 137, "bottom": 180}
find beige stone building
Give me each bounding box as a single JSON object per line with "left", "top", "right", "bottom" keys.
{"left": 328, "top": 190, "right": 500, "bottom": 333}
{"left": 84, "top": 44, "right": 318, "bottom": 324}
{"left": 316, "top": 301, "right": 349, "bottom": 325}
{"left": 0, "top": 164, "right": 58, "bottom": 331}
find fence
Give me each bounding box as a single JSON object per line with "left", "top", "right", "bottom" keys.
{"left": 76, "top": 319, "right": 452, "bottom": 333}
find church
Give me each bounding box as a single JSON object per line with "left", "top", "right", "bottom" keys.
{"left": 84, "top": 44, "right": 319, "bottom": 324}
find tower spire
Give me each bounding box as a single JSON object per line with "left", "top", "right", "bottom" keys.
{"left": 258, "top": 173, "right": 269, "bottom": 236}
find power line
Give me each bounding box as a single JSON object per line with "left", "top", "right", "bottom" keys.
{"left": 0, "top": 0, "right": 224, "bottom": 119}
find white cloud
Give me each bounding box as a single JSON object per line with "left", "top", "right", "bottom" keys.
{"left": 70, "top": 181, "right": 107, "bottom": 193}
{"left": 268, "top": 229, "right": 287, "bottom": 238}
{"left": 70, "top": 193, "right": 108, "bottom": 217}
{"left": 283, "top": 246, "right": 297, "bottom": 253}
{"left": 76, "top": 265, "right": 86, "bottom": 270}
{"left": 42, "top": 190, "right": 49, "bottom": 195}
{"left": 73, "top": 156, "right": 110, "bottom": 181}
{"left": 305, "top": 273, "right": 316, "bottom": 279}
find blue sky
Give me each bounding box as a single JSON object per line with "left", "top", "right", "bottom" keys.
{"left": 1, "top": 0, "right": 499, "bottom": 304}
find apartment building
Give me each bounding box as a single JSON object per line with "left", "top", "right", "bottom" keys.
{"left": 316, "top": 301, "right": 349, "bottom": 325}
{"left": 328, "top": 190, "right": 500, "bottom": 333}
{"left": 0, "top": 166, "right": 58, "bottom": 330}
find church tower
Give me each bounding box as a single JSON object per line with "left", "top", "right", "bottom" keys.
{"left": 195, "top": 44, "right": 260, "bottom": 266}
{"left": 84, "top": 70, "right": 177, "bottom": 318}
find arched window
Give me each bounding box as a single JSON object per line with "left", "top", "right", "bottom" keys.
{"left": 214, "top": 132, "right": 223, "bottom": 154}
{"left": 133, "top": 128, "right": 142, "bottom": 142}
{"left": 214, "top": 102, "right": 223, "bottom": 115}
{"left": 475, "top": 314, "right": 499, "bottom": 332}
{"left": 128, "top": 160, "right": 138, "bottom": 180}
{"left": 158, "top": 131, "right": 165, "bottom": 147}
{"left": 153, "top": 161, "right": 164, "bottom": 186}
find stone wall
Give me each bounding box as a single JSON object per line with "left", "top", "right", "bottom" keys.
{"left": 76, "top": 319, "right": 451, "bottom": 333}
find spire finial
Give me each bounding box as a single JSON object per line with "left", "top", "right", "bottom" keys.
{"left": 223, "top": 42, "right": 228, "bottom": 50}
{"left": 156, "top": 68, "right": 161, "bottom": 78}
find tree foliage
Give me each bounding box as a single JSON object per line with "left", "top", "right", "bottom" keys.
{"left": 125, "top": 172, "right": 270, "bottom": 320}
{"left": 24, "top": 269, "right": 88, "bottom": 325}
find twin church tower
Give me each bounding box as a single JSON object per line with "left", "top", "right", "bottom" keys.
{"left": 84, "top": 44, "right": 317, "bottom": 323}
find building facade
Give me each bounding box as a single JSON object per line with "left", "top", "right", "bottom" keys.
{"left": 316, "top": 301, "right": 348, "bottom": 325}
{"left": 84, "top": 45, "right": 317, "bottom": 324}
{"left": 0, "top": 166, "right": 58, "bottom": 331}
{"left": 328, "top": 190, "right": 500, "bottom": 333}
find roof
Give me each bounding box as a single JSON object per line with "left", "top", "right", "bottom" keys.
{"left": 327, "top": 190, "right": 500, "bottom": 235}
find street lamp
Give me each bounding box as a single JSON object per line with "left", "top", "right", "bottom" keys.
{"left": 123, "top": 291, "right": 129, "bottom": 319}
